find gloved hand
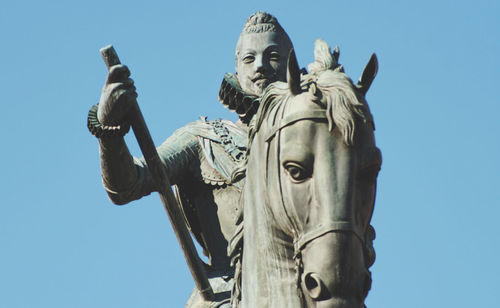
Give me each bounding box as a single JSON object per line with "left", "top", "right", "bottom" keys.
{"left": 97, "top": 64, "right": 137, "bottom": 126}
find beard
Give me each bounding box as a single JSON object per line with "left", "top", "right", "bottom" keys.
{"left": 253, "top": 79, "right": 271, "bottom": 94}
{"left": 251, "top": 72, "right": 277, "bottom": 95}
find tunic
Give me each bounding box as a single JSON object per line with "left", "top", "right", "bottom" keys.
{"left": 104, "top": 117, "right": 248, "bottom": 307}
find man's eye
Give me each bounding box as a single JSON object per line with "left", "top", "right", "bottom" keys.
{"left": 270, "top": 53, "right": 281, "bottom": 61}
{"left": 243, "top": 56, "right": 255, "bottom": 64}
{"left": 284, "top": 162, "right": 310, "bottom": 182}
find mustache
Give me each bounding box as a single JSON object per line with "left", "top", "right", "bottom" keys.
{"left": 251, "top": 72, "right": 278, "bottom": 82}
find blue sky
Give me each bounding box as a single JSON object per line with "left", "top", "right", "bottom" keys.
{"left": 1, "top": 1, "right": 499, "bottom": 307}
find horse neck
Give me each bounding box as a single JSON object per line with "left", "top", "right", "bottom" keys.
{"left": 241, "top": 129, "right": 302, "bottom": 308}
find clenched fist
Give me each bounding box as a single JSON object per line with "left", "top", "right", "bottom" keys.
{"left": 97, "top": 64, "right": 138, "bottom": 126}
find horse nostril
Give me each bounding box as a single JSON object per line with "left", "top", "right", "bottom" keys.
{"left": 303, "top": 272, "right": 325, "bottom": 300}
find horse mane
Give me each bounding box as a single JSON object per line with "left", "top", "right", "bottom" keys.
{"left": 248, "top": 81, "right": 290, "bottom": 146}
{"left": 250, "top": 39, "right": 373, "bottom": 147}
{"left": 315, "top": 69, "right": 373, "bottom": 145}
{"left": 231, "top": 39, "right": 373, "bottom": 183}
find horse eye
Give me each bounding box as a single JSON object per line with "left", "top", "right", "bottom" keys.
{"left": 284, "top": 162, "right": 309, "bottom": 182}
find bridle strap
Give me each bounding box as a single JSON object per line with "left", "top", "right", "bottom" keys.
{"left": 294, "top": 221, "right": 365, "bottom": 258}
{"left": 293, "top": 221, "right": 372, "bottom": 299}
{"left": 265, "top": 110, "right": 328, "bottom": 142}
{"left": 293, "top": 221, "right": 367, "bottom": 293}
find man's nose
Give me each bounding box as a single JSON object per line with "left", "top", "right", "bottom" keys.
{"left": 254, "top": 55, "right": 265, "bottom": 72}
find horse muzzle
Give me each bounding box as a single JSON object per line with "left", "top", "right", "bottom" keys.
{"left": 299, "top": 232, "right": 371, "bottom": 308}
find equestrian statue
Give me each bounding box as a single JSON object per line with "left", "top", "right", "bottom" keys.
{"left": 87, "top": 11, "right": 380, "bottom": 308}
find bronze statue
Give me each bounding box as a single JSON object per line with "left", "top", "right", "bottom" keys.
{"left": 88, "top": 11, "right": 380, "bottom": 308}
{"left": 233, "top": 40, "right": 380, "bottom": 307}
{"left": 88, "top": 12, "right": 294, "bottom": 308}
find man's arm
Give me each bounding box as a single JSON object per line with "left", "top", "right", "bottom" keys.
{"left": 93, "top": 63, "right": 143, "bottom": 205}
{"left": 99, "top": 123, "right": 201, "bottom": 205}
{"left": 98, "top": 137, "right": 140, "bottom": 205}
{"left": 94, "top": 63, "right": 200, "bottom": 205}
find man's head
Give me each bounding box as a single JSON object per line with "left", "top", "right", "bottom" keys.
{"left": 235, "top": 12, "right": 293, "bottom": 96}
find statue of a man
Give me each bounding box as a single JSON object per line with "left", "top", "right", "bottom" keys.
{"left": 89, "top": 12, "right": 293, "bottom": 307}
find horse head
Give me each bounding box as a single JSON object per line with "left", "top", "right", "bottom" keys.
{"left": 239, "top": 39, "right": 381, "bottom": 308}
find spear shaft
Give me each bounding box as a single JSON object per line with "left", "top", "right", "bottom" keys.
{"left": 100, "top": 45, "right": 214, "bottom": 301}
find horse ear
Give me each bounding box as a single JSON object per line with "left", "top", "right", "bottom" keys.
{"left": 358, "top": 53, "right": 378, "bottom": 96}
{"left": 287, "top": 49, "right": 301, "bottom": 95}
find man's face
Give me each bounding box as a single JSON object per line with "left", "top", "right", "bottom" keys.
{"left": 236, "top": 31, "right": 291, "bottom": 96}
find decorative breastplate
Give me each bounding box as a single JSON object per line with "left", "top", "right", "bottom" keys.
{"left": 194, "top": 118, "right": 247, "bottom": 188}
{"left": 210, "top": 119, "right": 246, "bottom": 163}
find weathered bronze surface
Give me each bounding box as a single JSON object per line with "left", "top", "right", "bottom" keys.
{"left": 234, "top": 40, "right": 380, "bottom": 308}
{"left": 89, "top": 11, "right": 380, "bottom": 308}
{"left": 91, "top": 12, "right": 294, "bottom": 308}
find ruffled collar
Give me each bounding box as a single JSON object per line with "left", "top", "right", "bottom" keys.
{"left": 218, "top": 73, "right": 260, "bottom": 124}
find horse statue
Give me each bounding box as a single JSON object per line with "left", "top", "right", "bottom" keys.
{"left": 230, "top": 39, "right": 381, "bottom": 307}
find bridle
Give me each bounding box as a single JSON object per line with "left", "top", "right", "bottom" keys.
{"left": 264, "top": 109, "right": 373, "bottom": 300}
